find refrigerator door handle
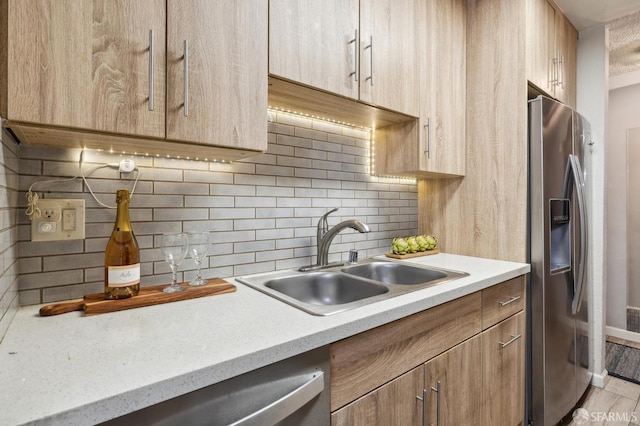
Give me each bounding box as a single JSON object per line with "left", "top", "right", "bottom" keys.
{"left": 563, "top": 154, "right": 588, "bottom": 315}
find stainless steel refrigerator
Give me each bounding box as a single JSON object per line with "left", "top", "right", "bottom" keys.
{"left": 527, "top": 96, "right": 592, "bottom": 425}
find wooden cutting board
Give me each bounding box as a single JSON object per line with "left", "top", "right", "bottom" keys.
{"left": 39, "top": 278, "right": 236, "bottom": 317}
{"left": 385, "top": 249, "right": 440, "bottom": 259}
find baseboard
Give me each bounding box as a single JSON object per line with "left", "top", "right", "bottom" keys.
{"left": 606, "top": 325, "right": 640, "bottom": 343}
{"left": 591, "top": 369, "right": 608, "bottom": 388}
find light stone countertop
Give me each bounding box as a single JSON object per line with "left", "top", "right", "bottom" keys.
{"left": 0, "top": 253, "right": 529, "bottom": 426}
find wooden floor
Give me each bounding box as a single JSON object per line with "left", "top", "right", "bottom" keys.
{"left": 560, "top": 337, "right": 640, "bottom": 426}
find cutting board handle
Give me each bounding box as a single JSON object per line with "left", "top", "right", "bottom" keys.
{"left": 39, "top": 300, "right": 86, "bottom": 316}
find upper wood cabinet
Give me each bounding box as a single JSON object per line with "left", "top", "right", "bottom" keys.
{"left": 526, "top": 0, "right": 577, "bottom": 108}
{"left": 359, "top": 0, "right": 419, "bottom": 116}
{"left": 2, "top": 0, "right": 166, "bottom": 138}
{"left": 268, "top": 0, "right": 359, "bottom": 101}
{"left": 269, "top": 0, "right": 419, "bottom": 117}
{"left": 418, "top": 0, "right": 466, "bottom": 177}
{"left": 373, "top": 0, "right": 466, "bottom": 178}
{"left": 0, "top": 0, "right": 267, "bottom": 160}
{"left": 166, "top": 1, "right": 267, "bottom": 151}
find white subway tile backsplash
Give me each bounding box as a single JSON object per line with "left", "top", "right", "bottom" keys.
{"left": 19, "top": 269, "right": 84, "bottom": 290}
{"left": 235, "top": 197, "right": 277, "bottom": 208}
{"left": 295, "top": 168, "right": 327, "bottom": 179}
{"left": 210, "top": 205, "right": 254, "bottom": 219}
{"left": 234, "top": 218, "right": 275, "bottom": 231}
{"left": 256, "top": 228, "right": 294, "bottom": 241}
{"left": 255, "top": 208, "right": 294, "bottom": 219}
{"left": 12, "top": 111, "right": 418, "bottom": 307}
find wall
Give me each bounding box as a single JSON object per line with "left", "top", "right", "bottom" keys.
{"left": 0, "top": 128, "right": 20, "bottom": 341}
{"left": 576, "top": 24, "right": 608, "bottom": 385}
{"left": 607, "top": 82, "right": 640, "bottom": 327}
{"left": 16, "top": 110, "right": 418, "bottom": 305}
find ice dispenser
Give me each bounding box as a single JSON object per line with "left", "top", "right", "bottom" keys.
{"left": 549, "top": 198, "right": 571, "bottom": 273}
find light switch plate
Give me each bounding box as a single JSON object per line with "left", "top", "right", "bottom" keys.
{"left": 31, "top": 199, "right": 85, "bottom": 241}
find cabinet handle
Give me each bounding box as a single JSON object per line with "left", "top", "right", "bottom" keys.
{"left": 431, "top": 381, "right": 441, "bottom": 426}
{"left": 349, "top": 29, "right": 359, "bottom": 82}
{"left": 364, "top": 36, "right": 373, "bottom": 86}
{"left": 148, "top": 30, "right": 154, "bottom": 111}
{"left": 424, "top": 117, "right": 431, "bottom": 159}
{"left": 183, "top": 39, "right": 189, "bottom": 117}
{"left": 499, "top": 333, "right": 522, "bottom": 348}
{"left": 558, "top": 54, "right": 565, "bottom": 88}
{"left": 549, "top": 55, "right": 558, "bottom": 87}
{"left": 416, "top": 388, "right": 428, "bottom": 426}
{"left": 498, "top": 295, "right": 521, "bottom": 307}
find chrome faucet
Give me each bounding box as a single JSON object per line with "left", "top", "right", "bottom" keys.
{"left": 300, "top": 208, "right": 370, "bottom": 271}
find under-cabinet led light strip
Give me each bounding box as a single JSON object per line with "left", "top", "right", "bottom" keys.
{"left": 80, "top": 107, "right": 415, "bottom": 185}
{"left": 268, "top": 107, "right": 416, "bottom": 185}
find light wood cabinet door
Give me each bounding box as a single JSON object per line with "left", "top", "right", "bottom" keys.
{"left": 481, "top": 311, "right": 525, "bottom": 426}
{"left": 419, "top": 0, "right": 466, "bottom": 177}
{"left": 269, "top": 0, "right": 359, "bottom": 100}
{"left": 372, "top": 0, "right": 465, "bottom": 178}
{"left": 331, "top": 366, "right": 423, "bottom": 426}
{"left": 166, "top": 0, "right": 267, "bottom": 151}
{"left": 360, "top": 0, "right": 419, "bottom": 117}
{"left": 526, "top": 0, "right": 555, "bottom": 95}
{"left": 5, "top": 0, "right": 166, "bottom": 138}
{"left": 554, "top": 12, "right": 577, "bottom": 108}
{"left": 423, "top": 334, "right": 482, "bottom": 426}
{"left": 526, "top": 0, "right": 577, "bottom": 108}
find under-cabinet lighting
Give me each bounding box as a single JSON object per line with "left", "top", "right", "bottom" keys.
{"left": 83, "top": 147, "right": 220, "bottom": 164}
{"left": 268, "top": 107, "right": 415, "bottom": 185}
{"left": 267, "top": 106, "right": 368, "bottom": 130}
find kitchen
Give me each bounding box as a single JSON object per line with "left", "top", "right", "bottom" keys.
{"left": 0, "top": 0, "right": 638, "bottom": 425}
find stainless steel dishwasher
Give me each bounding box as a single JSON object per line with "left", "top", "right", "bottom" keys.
{"left": 102, "top": 346, "right": 330, "bottom": 426}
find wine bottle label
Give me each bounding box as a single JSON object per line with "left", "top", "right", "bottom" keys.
{"left": 107, "top": 264, "right": 141, "bottom": 287}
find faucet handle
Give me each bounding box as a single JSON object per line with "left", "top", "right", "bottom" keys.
{"left": 319, "top": 208, "right": 339, "bottom": 233}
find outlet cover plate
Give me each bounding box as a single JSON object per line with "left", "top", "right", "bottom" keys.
{"left": 31, "top": 199, "right": 85, "bottom": 241}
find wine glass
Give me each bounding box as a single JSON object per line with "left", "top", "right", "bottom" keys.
{"left": 188, "top": 232, "right": 209, "bottom": 286}
{"left": 161, "top": 233, "right": 189, "bottom": 293}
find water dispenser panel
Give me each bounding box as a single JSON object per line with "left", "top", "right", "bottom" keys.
{"left": 550, "top": 198, "right": 571, "bottom": 273}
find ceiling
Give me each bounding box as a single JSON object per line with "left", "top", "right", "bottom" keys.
{"left": 555, "top": 0, "right": 640, "bottom": 77}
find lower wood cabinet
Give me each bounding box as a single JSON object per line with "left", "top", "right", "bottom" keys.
{"left": 481, "top": 311, "right": 525, "bottom": 426}
{"left": 331, "top": 367, "right": 422, "bottom": 426}
{"left": 423, "top": 334, "right": 482, "bottom": 425}
{"left": 330, "top": 276, "right": 526, "bottom": 426}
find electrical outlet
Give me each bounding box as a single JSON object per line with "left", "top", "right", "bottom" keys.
{"left": 31, "top": 199, "right": 85, "bottom": 241}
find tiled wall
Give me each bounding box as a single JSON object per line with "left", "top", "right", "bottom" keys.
{"left": 0, "top": 129, "right": 20, "bottom": 341}
{"left": 17, "top": 111, "right": 418, "bottom": 306}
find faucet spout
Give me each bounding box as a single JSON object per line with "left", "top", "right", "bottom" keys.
{"left": 316, "top": 219, "right": 370, "bottom": 267}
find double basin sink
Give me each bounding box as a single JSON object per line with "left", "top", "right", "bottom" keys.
{"left": 237, "top": 259, "right": 468, "bottom": 316}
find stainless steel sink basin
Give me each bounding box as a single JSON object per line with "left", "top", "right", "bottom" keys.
{"left": 265, "top": 272, "right": 388, "bottom": 306}
{"left": 237, "top": 259, "right": 468, "bottom": 316}
{"left": 341, "top": 261, "right": 448, "bottom": 285}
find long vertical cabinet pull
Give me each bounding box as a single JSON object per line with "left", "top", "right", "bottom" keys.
{"left": 349, "top": 30, "right": 359, "bottom": 82}
{"left": 558, "top": 54, "right": 565, "bottom": 88}
{"left": 549, "top": 54, "right": 558, "bottom": 87}
{"left": 148, "top": 30, "right": 154, "bottom": 111}
{"left": 183, "top": 40, "right": 189, "bottom": 117}
{"left": 424, "top": 118, "right": 431, "bottom": 159}
{"left": 365, "top": 36, "right": 373, "bottom": 86}
{"left": 416, "top": 388, "right": 428, "bottom": 426}
{"left": 431, "top": 381, "right": 441, "bottom": 426}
